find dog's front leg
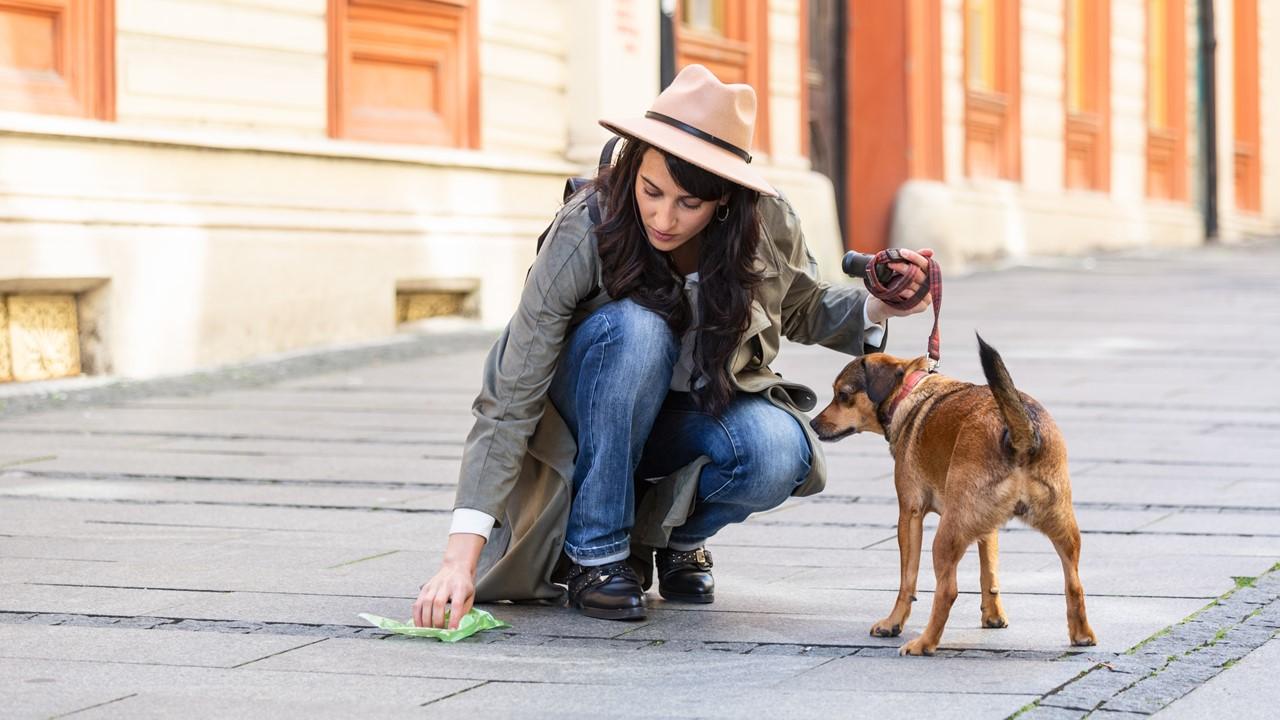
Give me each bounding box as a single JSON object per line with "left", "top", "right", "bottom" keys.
{"left": 900, "top": 519, "right": 967, "bottom": 656}
{"left": 872, "top": 501, "right": 925, "bottom": 638}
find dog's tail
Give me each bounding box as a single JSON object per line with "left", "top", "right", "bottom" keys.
{"left": 977, "top": 333, "right": 1041, "bottom": 463}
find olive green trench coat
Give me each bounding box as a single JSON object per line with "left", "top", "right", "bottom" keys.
{"left": 454, "top": 189, "right": 886, "bottom": 603}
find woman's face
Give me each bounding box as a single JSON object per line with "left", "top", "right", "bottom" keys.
{"left": 634, "top": 149, "right": 721, "bottom": 254}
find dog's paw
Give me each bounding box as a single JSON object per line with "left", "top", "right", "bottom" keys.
{"left": 1071, "top": 630, "right": 1097, "bottom": 647}
{"left": 898, "top": 639, "right": 935, "bottom": 656}
{"left": 870, "top": 620, "right": 902, "bottom": 638}
{"left": 982, "top": 614, "right": 1009, "bottom": 629}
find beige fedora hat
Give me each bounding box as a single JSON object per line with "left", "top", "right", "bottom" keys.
{"left": 599, "top": 64, "right": 777, "bottom": 197}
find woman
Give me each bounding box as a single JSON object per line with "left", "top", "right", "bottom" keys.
{"left": 414, "top": 64, "right": 933, "bottom": 627}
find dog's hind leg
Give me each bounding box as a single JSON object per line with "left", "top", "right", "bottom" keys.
{"left": 1035, "top": 509, "right": 1097, "bottom": 647}
{"left": 978, "top": 531, "right": 1009, "bottom": 629}
{"left": 899, "top": 517, "right": 969, "bottom": 656}
{"left": 872, "top": 500, "right": 926, "bottom": 638}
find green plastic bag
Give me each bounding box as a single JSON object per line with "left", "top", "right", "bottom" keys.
{"left": 358, "top": 609, "right": 510, "bottom": 642}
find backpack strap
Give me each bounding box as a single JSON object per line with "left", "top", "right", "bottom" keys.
{"left": 531, "top": 137, "right": 621, "bottom": 300}
{"left": 539, "top": 136, "right": 621, "bottom": 252}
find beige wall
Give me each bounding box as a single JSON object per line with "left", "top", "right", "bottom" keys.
{"left": 0, "top": 114, "right": 574, "bottom": 377}
{"left": 479, "top": 0, "right": 569, "bottom": 158}
{"left": 115, "top": 0, "right": 328, "bottom": 135}
{"left": 766, "top": 0, "right": 805, "bottom": 168}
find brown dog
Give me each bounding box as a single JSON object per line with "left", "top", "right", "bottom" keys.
{"left": 810, "top": 335, "right": 1096, "bottom": 655}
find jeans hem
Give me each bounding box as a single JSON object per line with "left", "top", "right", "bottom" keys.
{"left": 565, "top": 545, "right": 632, "bottom": 567}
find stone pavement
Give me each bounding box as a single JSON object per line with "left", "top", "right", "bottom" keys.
{"left": 2, "top": 241, "right": 1279, "bottom": 719}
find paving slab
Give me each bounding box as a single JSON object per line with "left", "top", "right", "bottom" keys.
{"left": 422, "top": 681, "right": 1039, "bottom": 719}
{"left": 0, "top": 474, "right": 456, "bottom": 511}
{"left": 2, "top": 450, "right": 462, "bottom": 485}
{"left": 142, "top": 435, "right": 463, "bottom": 458}
{"left": 0, "top": 657, "right": 475, "bottom": 719}
{"left": 622, "top": 593, "right": 1205, "bottom": 654}
{"left": 248, "top": 635, "right": 833, "bottom": 685}
{"left": 1, "top": 582, "right": 228, "bottom": 617}
{"left": 0, "top": 406, "right": 469, "bottom": 437}
{"left": 0, "top": 624, "right": 319, "bottom": 668}
{"left": 788, "top": 654, "right": 1094, "bottom": 694}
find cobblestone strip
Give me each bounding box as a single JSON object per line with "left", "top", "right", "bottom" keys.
{"left": 1010, "top": 564, "right": 1280, "bottom": 719}
{"left": 0, "top": 328, "right": 498, "bottom": 420}
{"left": 0, "top": 609, "right": 1065, "bottom": 660}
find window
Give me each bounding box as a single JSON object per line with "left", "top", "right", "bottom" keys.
{"left": 963, "top": 0, "right": 1019, "bottom": 180}
{"left": 1064, "top": 0, "right": 1110, "bottom": 191}
{"left": 675, "top": 0, "right": 770, "bottom": 154}
{"left": 1233, "top": 0, "right": 1260, "bottom": 213}
{"left": 328, "top": 0, "right": 479, "bottom": 148}
{"left": 0, "top": 0, "right": 113, "bottom": 119}
{"left": 1146, "top": 0, "right": 1187, "bottom": 201}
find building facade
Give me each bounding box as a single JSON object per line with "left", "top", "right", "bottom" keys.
{"left": 0, "top": 0, "right": 1276, "bottom": 383}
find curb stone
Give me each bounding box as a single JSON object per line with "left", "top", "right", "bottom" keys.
{"left": 1007, "top": 564, "right": 1280, "bottom": 718}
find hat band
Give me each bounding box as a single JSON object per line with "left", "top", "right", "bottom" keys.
{"left": 644, "top": 111, "right": 752, "bottom": 164}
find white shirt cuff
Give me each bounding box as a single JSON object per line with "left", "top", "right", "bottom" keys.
{"left": 862, "top": 301, "right": 886, "bottom": 347}
{"left": 449, "top": 508, "right": 495, "bottom": 540}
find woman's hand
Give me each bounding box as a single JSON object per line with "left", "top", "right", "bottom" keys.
{"left": 865, "top": 248, "right": 935, "bottom": 324}
{"left": 413, "top": 533, "right": 485, "bottom": 629}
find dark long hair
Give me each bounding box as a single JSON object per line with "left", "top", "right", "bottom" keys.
{"left": 593, "top": 138, "right": 762, "bottom": 416}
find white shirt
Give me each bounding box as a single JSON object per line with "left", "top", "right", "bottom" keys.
{"left": 448, "top": 300, "right": 886, "bottom": 540}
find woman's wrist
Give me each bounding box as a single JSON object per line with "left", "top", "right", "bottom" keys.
{"left": 866, "top": 297, "right": 889, "bottom": 325}
{"left": 441, "top": 533, "right": 485, "bottom": 574}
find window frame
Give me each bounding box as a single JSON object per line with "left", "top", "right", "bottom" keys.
{"left": 1145, "top": 0, "right": 1187, "bottom": 201}
{"left": 674, "top": 0, "right": 770, "bottom": 155}
{"left": 1063, "top": 0, "right": 1111, "bottom": 192}
{"left": 962, "top": 0, "right": 1020, "bottom": 181}
{"left": 1232, "top": 0, "right": 1261, "bottom": 213}
{"left": 327, "top": 0, "right": 480, "bottom": 148}
{"left": 0, "top": 0, "right": 115, "bottom": 120}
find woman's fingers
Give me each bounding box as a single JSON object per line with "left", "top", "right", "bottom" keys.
{"left": 431, "top": 590, "right": 450, "bottom": 629}
{"left": 450, "top": 589, "right": 476, "bottom": 630}
{"left": 414, "top": 585, "right": 432, "bottom": 627}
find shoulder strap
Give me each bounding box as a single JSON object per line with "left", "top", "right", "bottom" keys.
{"left": 539, "top": 136, "right": 622, "bottom": 253}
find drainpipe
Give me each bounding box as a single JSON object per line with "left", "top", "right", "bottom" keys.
{"left": 1197, "top": 0, "right": 1219, "bottom": 243}
{"left": 660, "top": 0, "right": 676, "bottom": 89}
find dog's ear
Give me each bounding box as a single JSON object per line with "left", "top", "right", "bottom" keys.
{"left": 865, "top": 358, "right": 905, "bottom": 407}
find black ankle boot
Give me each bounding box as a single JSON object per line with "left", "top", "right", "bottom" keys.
{"left": 565, "top": 561, "right": 646, "bottom": 620}
{"left": 656, "top": 547, "right": 715, "bottom": 603}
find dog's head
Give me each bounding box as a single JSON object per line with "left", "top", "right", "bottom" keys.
{"left": 809, "top": 353, "right": 931, "bottom": 441}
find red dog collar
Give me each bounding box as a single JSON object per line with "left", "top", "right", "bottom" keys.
{"left": 886, "top": 369, "right": 930, "bottom": 423}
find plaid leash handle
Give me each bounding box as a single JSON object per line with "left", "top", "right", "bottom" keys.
{"left": 861, "top": 249, "right": 943, "bottom": 371}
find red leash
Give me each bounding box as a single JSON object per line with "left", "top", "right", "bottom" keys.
{"left": 847, "top": 249, "right": 943, "bottom": 371}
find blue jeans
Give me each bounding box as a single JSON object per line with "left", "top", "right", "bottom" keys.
{"left": 548, "top": 299, "right": 812, "bottom": 566}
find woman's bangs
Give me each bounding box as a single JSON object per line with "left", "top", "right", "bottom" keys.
{"left": 663, "top": 152, "right": 731, "bottom": 201}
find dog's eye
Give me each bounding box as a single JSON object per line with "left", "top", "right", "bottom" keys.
{"left": 837, "top": 391, "right": 851, "bottom": 403}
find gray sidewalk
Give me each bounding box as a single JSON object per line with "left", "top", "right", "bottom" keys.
{"left": 3, "top": 241, "right": 1279, "bottom": 719}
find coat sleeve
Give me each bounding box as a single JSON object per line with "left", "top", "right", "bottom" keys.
{"left": 452, "top": 200, "right": 599, "bottom": 521}
{"left": 768, "top": 196, "right": 888, "bottom": 356}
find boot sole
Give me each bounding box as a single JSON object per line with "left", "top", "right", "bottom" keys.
{"left": 574, "top": 604, "right": 647, "bottom": 621}
{"left": 658, "top": 590, "right": 715, "bottom": 604}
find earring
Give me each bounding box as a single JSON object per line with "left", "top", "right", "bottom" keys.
{"left": 715, "top": 203, "right": 730, "bottom": 222}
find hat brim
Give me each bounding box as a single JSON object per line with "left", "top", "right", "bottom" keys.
{"left": 599, "top": 117, "right": 778, "bottom": 197}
